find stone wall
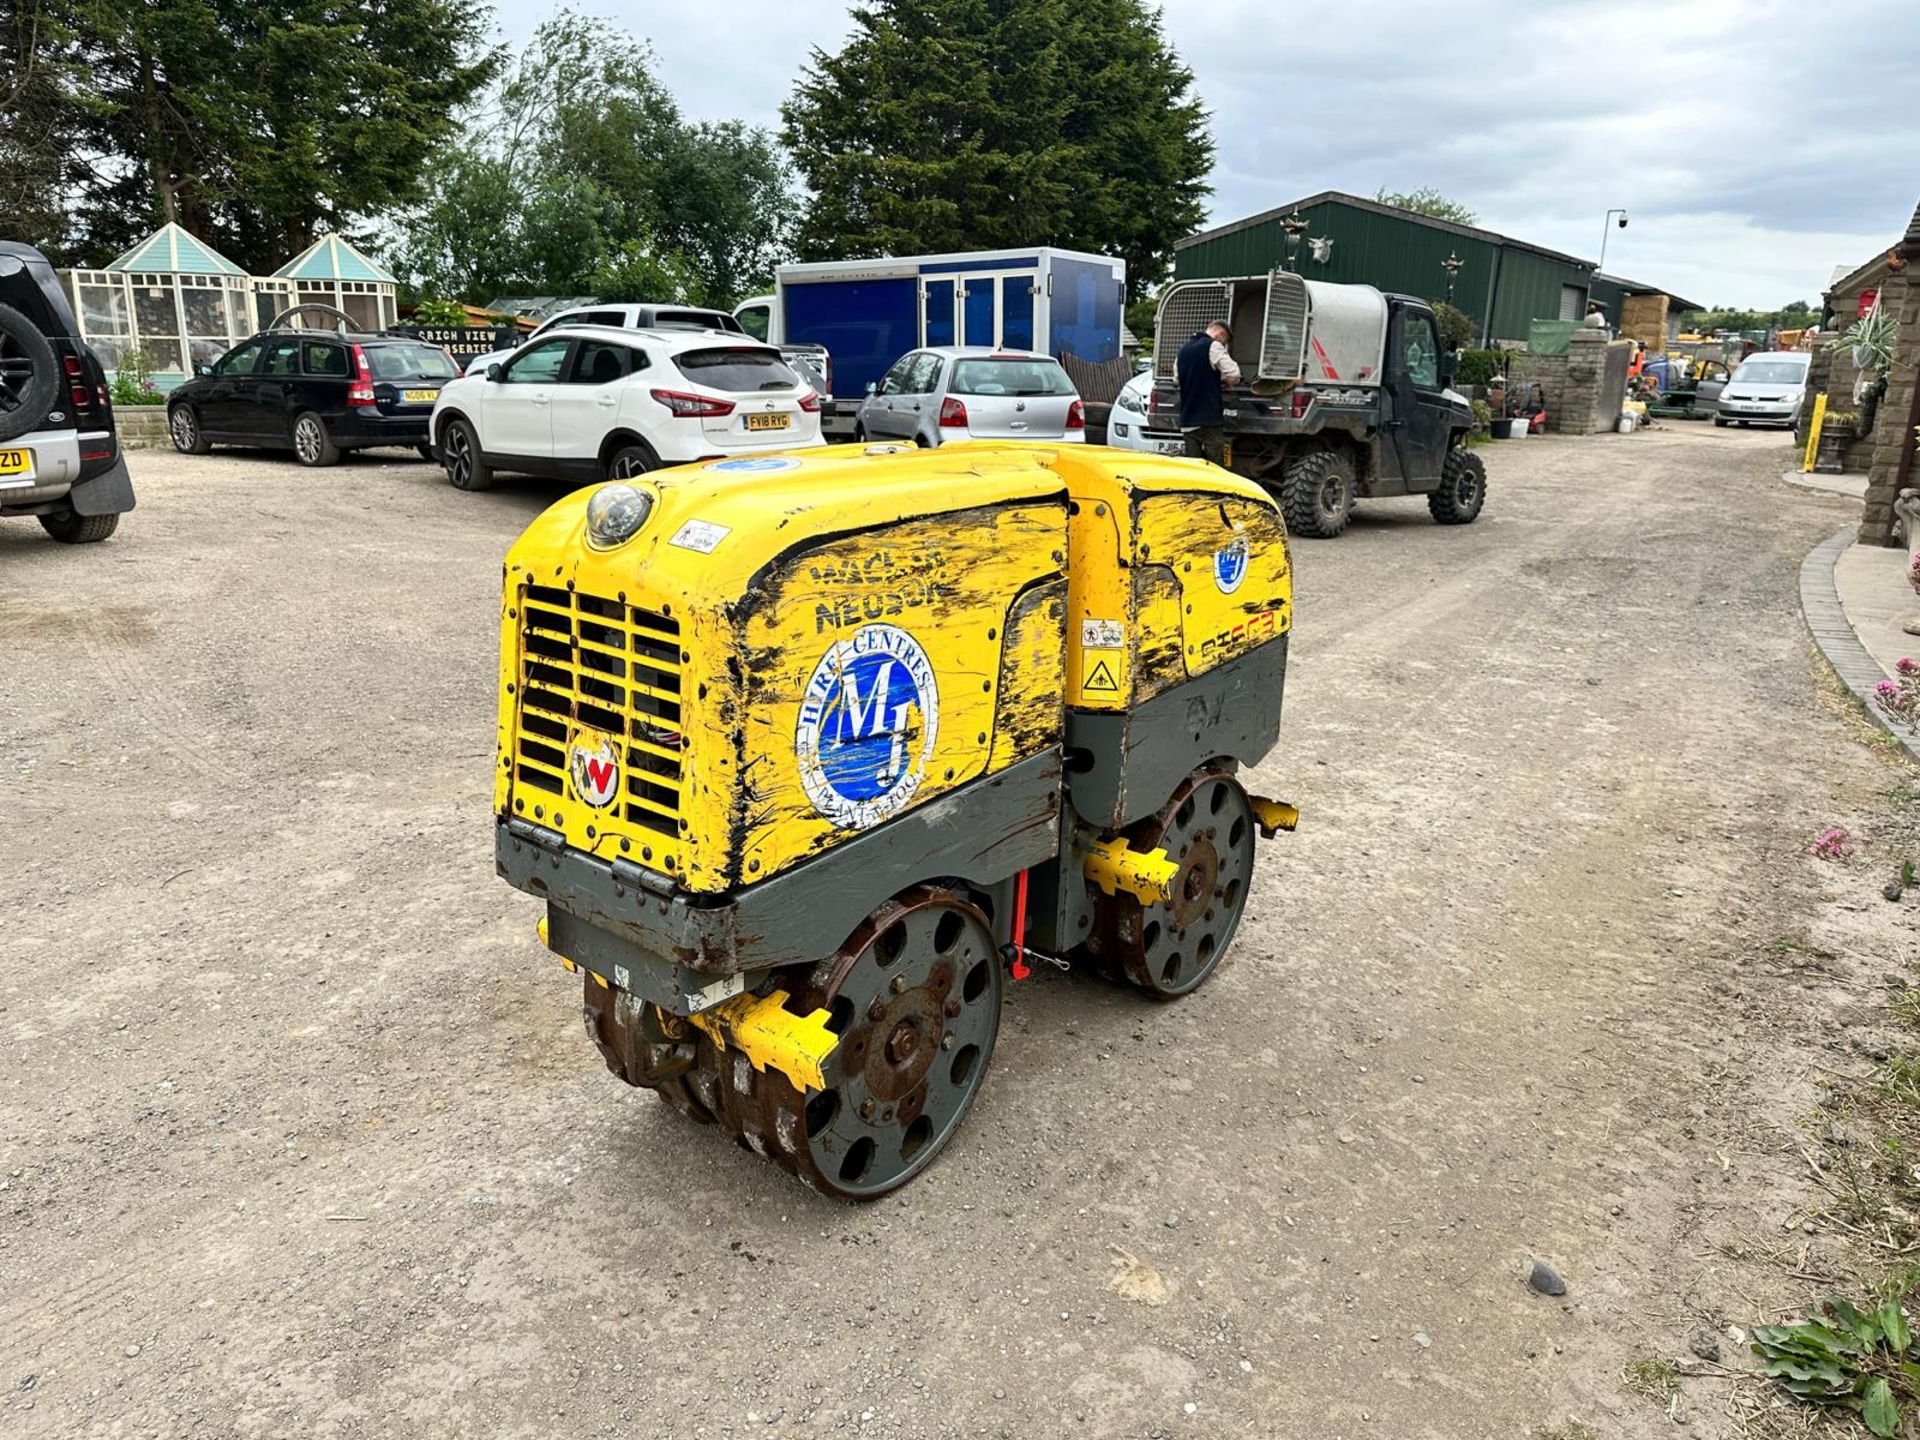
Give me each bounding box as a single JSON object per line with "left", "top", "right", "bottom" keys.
{"left": 1508, "top": 330, "right": 1632, "bottom": 434}
{"left": 1862, "top": 256, "right": 1920, "bottom": 545}
{"left": 1799, "top": 334, "right": 1881, "bottom": 474}
{"left": 1618, "top": 293, "right": 1669, "bottom": 346}
{"left": 115, "top": 407, "right": 169, "bottom": 448}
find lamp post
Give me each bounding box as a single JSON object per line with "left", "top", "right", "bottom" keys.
{"left": 1441, "top": 251, "right": 1463, "bottom": 305}
{"left": 1599, "top": 208, "right": 1629, "bottom": 269}
{"left": 1281, "top": 209, "right": 1309, "bottom": 267}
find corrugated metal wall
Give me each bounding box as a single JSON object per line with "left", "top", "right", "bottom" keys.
{"left": 1175, "top": 199, "right": 1592, "bottom": 345}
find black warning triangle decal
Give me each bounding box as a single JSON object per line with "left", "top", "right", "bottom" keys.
{"left": 1085, "top": 659, "right": 1119, "bottom": 693}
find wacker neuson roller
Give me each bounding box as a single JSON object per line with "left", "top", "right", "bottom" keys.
{"left": 494, "top": 442, "right": 1297, "bottom": 1198}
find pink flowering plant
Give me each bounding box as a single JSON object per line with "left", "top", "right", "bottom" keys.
{"left": 1811, "top": 827, "right": 1854, "bottom": 861}
{"left": 1874, "top": 658, "right": 1920, "bottom": 735}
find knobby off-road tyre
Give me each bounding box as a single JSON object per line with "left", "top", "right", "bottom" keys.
{"left": 40, "top": 509, "right": 119, "bottom": 544}
{"left": 169, "top": 404, "right": 211, "bottom": 455}
{"left": 441, "top": 417, "right": 494, "bottom": 492}
{"left": 1277, "top": 447, "right": 1355, "bottom": 539}
{"left": 0, "top": 302, "right": 59, "bottom": 444}
{"left": 1428, "top": 448, "right": 1487, "bottom": 525}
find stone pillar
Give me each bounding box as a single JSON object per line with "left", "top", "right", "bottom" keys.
{"left": 1561, "top": 329, "right": 1611, "bottom": 433}
{"left": 1860, "top": 201, "right": 1920, "bottom": 546}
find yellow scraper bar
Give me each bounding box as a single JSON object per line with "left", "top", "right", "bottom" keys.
{"left": 687, "top": 990, "right": 840, "bottom": 1093}
{"left": 1249, "top": 797, "right": 1300, "bottom": 837}
{"left": 1083, "top": 836, "right": 1179, "bottom": 904}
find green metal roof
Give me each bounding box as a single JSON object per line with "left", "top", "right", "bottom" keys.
{"left": 272, "top": 233, "right": 396, "bottom": 285}
{"left": 105, "top": 222, "right": 247, "bottom": 277}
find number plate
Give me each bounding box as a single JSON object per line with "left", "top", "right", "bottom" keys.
{"left": 1151, "top": 438, "right": 1185, "bottom": 456}
{"left": 0, "top": 448, "right": 34, "bottom": 482}
{"left": 402, "top": 389, "right": 441, "bottom": 404}
{"left": 744, "top": 413, "right": 790, "bottom": 432}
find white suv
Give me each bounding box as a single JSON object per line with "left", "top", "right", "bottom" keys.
{"left": 429, "top": 327, "right": 824, "bottom": 491}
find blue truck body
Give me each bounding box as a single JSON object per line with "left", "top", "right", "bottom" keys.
{"left": 738, "top": 247, "right": 1126, "bottom": 436}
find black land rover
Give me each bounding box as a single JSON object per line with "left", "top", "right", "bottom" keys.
{"left": 0, "top": 242, "right": 134, "bottom": 544}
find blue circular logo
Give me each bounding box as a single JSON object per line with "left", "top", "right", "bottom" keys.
{"left": 795, "top": 625, "right": 940, "bottom": 828}
{"left": 1213, "top": 534, "right": 1249, "bottom": 594}
{"left": 705, "top": 456, "right": 803, "bottom": 474}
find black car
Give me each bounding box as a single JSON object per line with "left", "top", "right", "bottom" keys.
{"left": 166, "top": 328, "right": 460, "bottom": 466}
{"left": 0, "top": 242, "right": 133, "bottom": 544}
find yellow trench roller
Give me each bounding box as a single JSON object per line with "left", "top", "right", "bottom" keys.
{"left": 495, "top": 442, "right": 1298, "bottom": 1198}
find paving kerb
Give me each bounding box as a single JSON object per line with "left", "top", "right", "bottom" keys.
{"left": 1801, "top": 525, "right": 1920, "bottom": 762}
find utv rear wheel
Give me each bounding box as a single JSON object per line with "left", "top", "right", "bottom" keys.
{"left": 291, "top": 411, "right": 340, "bottom": 467}
{"left": 1428, "top": 448, "right": 1487, "bottom": 525}
{"left": 39, "top": 508, "right": 119, "bottom": 544}
{"left": 1277, "top": 448, "right": 1355, "bottom": 539}
{"left": 0, "top": 301, "right": 58, "bottom": 443}
{"left": 169, "top": 404, "right": 211, "bottom": 455}
{"left": 441, "top": 417, "right": 494, "bottom": 491}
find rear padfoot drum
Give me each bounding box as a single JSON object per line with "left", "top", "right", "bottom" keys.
{"left": 1088, "top": 766, "right": 1256, "bottom": 999}
{"left": 583, "top": 884, "right": 1003, "bottom": 1200}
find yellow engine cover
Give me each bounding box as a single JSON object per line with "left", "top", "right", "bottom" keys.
{"left": 497, "top": 444, "right": 1069, "bottom": 893}
{"left": 1043, "top": 448, "right": 1293, "bottom": 712}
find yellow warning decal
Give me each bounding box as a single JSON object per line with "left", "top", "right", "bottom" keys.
{"left": 1084, "top": 658, "right": 1119, "bottom": 694}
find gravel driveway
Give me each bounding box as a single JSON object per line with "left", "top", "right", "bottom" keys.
{"left": 1, "top": 430, "right": 1905, "bottom": 1438}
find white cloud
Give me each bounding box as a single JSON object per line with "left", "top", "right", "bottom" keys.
{"left": 497, "top": 0, "right": 1916, "bottom": 306}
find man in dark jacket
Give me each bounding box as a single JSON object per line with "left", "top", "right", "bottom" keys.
{"left": 1175, "top": 321, "right": 1242, "bottom": 464}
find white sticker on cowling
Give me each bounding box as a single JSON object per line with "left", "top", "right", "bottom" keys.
{"left": 1081, "top": 618, "right": 1124, "bottom": 650}
{"left": 794, "top": 624, "right": 940, "bottom": 830}
{"left": 669, "top": 519, "right": 731, "bottom": 553}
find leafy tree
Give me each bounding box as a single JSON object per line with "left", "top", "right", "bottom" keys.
{"left": 782, "top": 0, "right": 1213, "bottom": 298}
{"left": 0, "top": 0, "right": 87, "bottom": 258}
{"left": 1428, "top": 299, "right": 1474, "bottom": 350}
{"left": 1375, "top": 186, "right": 1478, "bottom": 226}
{"left": 391, "top": 9, "right": 793, "bottom": 305}
{"left": 57, "top": 0, "right": 500, "bottom": 272}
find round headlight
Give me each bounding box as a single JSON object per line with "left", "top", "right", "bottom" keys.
{"left": 585, "top": 484, "right": 653, "bottom": 550}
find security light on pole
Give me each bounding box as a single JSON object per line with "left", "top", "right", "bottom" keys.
{"left": 1600, "top": 209, "right": 1629, "bottom": 269}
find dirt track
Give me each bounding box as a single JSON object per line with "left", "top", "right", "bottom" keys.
{"left": 3, "top": 428, "right": 1913, "bottom": 1438}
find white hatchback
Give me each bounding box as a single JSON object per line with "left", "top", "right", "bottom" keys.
{"left": 429, "top": 326, "right": 824, "bottom": 491}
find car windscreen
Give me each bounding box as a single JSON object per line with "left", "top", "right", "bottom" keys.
{"left": 367, "top": 343, "right": 459, "bottom": 381}
{"left": 949, "top": 358, "right": 1075, "bottom": 397}
{"left": 1731, "top": 359, "right": 1808, "bottom": 385}
{"left": 673, "top": 347, "right": 798, "bottom": 392}
{"left": 654, "top": 310, "right": 739, "bottom": 332}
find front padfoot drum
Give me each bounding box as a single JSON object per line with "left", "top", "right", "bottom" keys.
{"left": 583, "top": 884, "right": 1003, "bottom": 1200}
{"left": 1087, "top": 766, "right": 1256, "bottom": 999}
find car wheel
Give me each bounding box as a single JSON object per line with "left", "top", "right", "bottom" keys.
{"left": 39, "top": 508, "right": 119, "bottom": 544}
{"left": 605, "top": 442, "right": 656, "bottom": 481}
{"left": 291, "top": 411, "right": 340, "bottom": 467}
{"left": 0, "top": 301, "right": 59, "bottom": 444}
{"left": 169, "top": 404, "right": 211, "bottom": 455}
{"left": 441, "top": 418, "right": 494, "bottom": 492}
{"left": 1712, "top": 415, "right": 1728, "bottom": 427}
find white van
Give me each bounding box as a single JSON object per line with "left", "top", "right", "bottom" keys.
{"left": 1714, "top": 351, "right": 1811, "bottom": 428}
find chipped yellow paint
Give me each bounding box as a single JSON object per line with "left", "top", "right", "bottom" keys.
{"left": 1250, "top": 797, "right": 1301, "bottom": 836}
{"left": 1042, "top": 448, "right": 1293, "bottom": 713}
{"left": 685, "top": 989, "right": 841, "bottom": 1093}
{"left": 1083, "top": 835, "right": 1180, "bottom": 903}
{"left": 499, "top": 444, "right": 1068, "bottom": 893}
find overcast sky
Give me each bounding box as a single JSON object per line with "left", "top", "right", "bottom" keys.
{"left": 499, "top": 0, "right": 1916, "bottom": 309}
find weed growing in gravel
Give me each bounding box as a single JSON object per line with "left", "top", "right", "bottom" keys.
{"left": 1752, "top": 1296, "right": 1916, "bottom": 1436}
{"left": 1813, "top": 828, "right": 1856, "bottom": 861}
{"left": 1623, "top": 1356, "right": 1681, "bottom": 1400}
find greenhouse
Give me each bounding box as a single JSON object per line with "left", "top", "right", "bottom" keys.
{"left": 59, "top": 224, "right": 400, "bottom": 388}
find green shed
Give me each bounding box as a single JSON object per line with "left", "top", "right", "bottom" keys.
{"left": 1173, "top": 192, "right": 1599, "bottom": 347}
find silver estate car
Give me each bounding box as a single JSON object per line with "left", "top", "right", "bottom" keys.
{"left": 855, "top": 347, "right": 1085, "bottom": 447}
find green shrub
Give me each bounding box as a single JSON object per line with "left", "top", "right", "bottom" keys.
{"left": 1455, "top": 349, "right": 1502, "bottom": 387}
{"left": 411, "top": 297, "right": 471, "bottom": 327}
{"left": 108, "top": 344, "right": 165, "bottom": 406}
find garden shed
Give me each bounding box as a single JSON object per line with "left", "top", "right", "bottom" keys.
{"left": 63, "top": 222, "right": 254, "bottom": 381}
{"left": 269, "top": 234, "right": 400, "bottom": 333}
